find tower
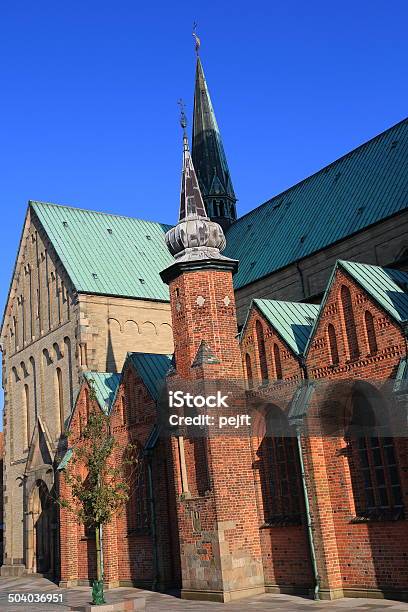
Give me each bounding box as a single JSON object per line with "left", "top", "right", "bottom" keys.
{"left": 192, "top": 50, "right": 237, "bottom": 230}
{"left": 160, "top": 115, "right": 264, "bottom": 601}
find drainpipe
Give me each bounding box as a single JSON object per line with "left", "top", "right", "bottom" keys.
{"left": 297, "top": 356, "right": 320, "bottom": 600}
{"left": 295, "top": 428, "right": 320, "bottom": 600}
{"left": 146, "top": 456, "right": 159, "bottom": 591}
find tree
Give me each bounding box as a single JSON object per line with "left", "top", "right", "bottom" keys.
{"left": 59, "top": 384, "right": 138, "bottom": 605}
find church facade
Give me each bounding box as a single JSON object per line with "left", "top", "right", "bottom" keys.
{"left": 1, "top": 50, "right": 408, "bottom": 603}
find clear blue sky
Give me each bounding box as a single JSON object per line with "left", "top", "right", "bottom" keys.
{"left": 0, "top": 1, "right": 407, "bottom": 425}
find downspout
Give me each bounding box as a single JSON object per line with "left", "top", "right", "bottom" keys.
{"left": 146, "top": 455, "right": 159, "bottom": 591}
{"left": 298, "top": 356, "right": 320, "bottom": 600}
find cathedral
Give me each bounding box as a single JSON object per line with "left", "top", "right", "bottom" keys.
{"left": 1, "top": 46, "right": 408, "bottom": 604}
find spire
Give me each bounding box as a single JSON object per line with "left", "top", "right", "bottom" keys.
{"left": 164, "top": 106, "right": 230, "bottom": 264}
{"left": 192, "top": 53, "right": 237, "bottom": 229}
{"left": 177, "top": 99, "right": 207, "bottom": 222}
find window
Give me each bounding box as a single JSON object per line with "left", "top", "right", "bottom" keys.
{"left": 245, "top": 353, "right": 253, "bottom": 389}
{"left": 56, "top": 368, "right": 64, "bottom": 433}
{"left": 257, "top": 405, "right": 302, "bottom": 523}
{"left": 127, "top": 455, "right": 150, "bottom": 532}
{"left": 327, "top": 324, "right": 339, "bottom": 365}
{"left": 340, "top": 286, "right": 360, "bottom": 360}
{"left": 364, "top": 311, "right": 378, "bottom": 355}
{"left": 273, "top": 343, "right": 283, "bottom": 380}
{"left": 256, "top": 320, "right": 268, "bottom": 381}
{"left": 24, "top": 384, "right": 30, "bottom": 448}
{"left": 347, "top": 385, "right": 403, "bottom": 517}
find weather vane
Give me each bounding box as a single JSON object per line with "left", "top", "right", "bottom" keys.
{"left": 192, "top": 22, "right": 201, "bottom": 55}
{"left": 178, "top": 98, "right": 187, "bottom": 134}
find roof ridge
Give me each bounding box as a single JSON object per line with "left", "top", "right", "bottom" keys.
{"left": 29, "top": 200, "right": 172, "bottom": 227}
{"left": 227, "top": 116, "right": 408, "bottom": 228}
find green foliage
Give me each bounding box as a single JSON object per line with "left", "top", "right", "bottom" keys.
{"left": 60, "top": 403, "right": 138, "bottom": 531}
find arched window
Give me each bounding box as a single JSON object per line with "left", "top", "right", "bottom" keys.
{"left": 347, "top": 384, "right": 403, "bottom": 517}
{"left": 327, "top": 324, "right": 339, "bottom": 365}
{"left": 256, "top": 320, "right": 268, "bottom": 381}
{"left": 257, "top": 405, "right": 302, "bottom": 522}
{"left": 56, "top": 368, "right": 64, "bottom": 433}
{"left": 364, "top": 311, "right": 378, "bottom": 355}
{"left": 273, "top": 343, "right": 283, "bottom": 380}
{"left": 245, "top": 353, "right": 253, "bottom": 389}
{"left": 121, "top": 395, "right": 126, "bottom": 425}
{"left": 340, "top": 285, "right": 360, "bottom": 360}
{"left": 127, "top": 452, "right": 150, "bottom": 532}
{"left": 24, "top": 384, "right": 30, "bottom": 448}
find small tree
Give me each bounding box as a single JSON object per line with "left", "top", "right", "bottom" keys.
{"left": 59, "top": 388, "right": 138, "bottom": 605}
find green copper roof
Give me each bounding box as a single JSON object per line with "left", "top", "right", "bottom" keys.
{"left": 83, "top": 371, "right": 121, "bottom": 414}
{"left": 57, "top": 448, "right": 73, "bottom": 471}
{"left": 225, "top": 118, "right": 408, "bottom": 289}
{"left": 31, "top": 201, "right": 173, "bottom": 301}
{"left": 339, "top": 260, "right": 408, "bottom": 323}
{"left": 247, "top": 299, "right": 319, "bottom": 355}
{"left": 127, "top": 352, "right": 172, "bottom": 401}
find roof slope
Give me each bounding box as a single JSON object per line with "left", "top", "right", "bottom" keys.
{"left": 31, "top": 201, "right": 173, "bottom": 301}
{"left": 127, "top": 352, "right": 172, "bottom": 401}
{"left": 225, "top": 118, "right": 408, "bottom": 289}
{"left": 252, "top": 299, "right": 319, "bottom": 355}
{"left": 340, "top": 260, "right": 408, "bottom": 323}
{"left": 83, "top": 371, "right": 121, "bottom": 414}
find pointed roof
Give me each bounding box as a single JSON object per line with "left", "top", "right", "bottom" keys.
{"left": 241, "top": 299, "right": 319, "bottom": 355}
{"left": 191, "top": 340, "right": 220, "bottom": 367}
{"left": 179, "top": 131, "right": 208, "bottom": 221}
{"left": 127, "top": 352, "right": 172, "bottom": 401}
{"left": 83, "top": 371, "right": 121, "bottom": 414}
{"left": 192, "top": 57, "right": 236, "bottom": 202}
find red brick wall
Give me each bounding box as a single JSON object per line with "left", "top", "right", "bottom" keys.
{"left": 305, "top": 267, "right": 408, "bottom": 595}
{"left": 241, "top": 308, "right": 313, "bottom": 589}
{"left": 59, "top": 369, "right": 179, "bottom": 588}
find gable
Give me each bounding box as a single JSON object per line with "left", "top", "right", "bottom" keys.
{"left": 304, "top": 260, "right": 407, "bottom": 357}
{"left": 225, "top": 118, "right": 408, "bottom": 289}
{"left": 241, "top": 299, "right": 319, "bottom": 356}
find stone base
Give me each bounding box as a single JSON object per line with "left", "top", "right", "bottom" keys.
{"left": 60, "top": 579, "right": 124, "bottom": 589}
{"left": 73, "top": 597, "right": 145, "bottom": 612}
{"left": 343, "top": 587, "right": 408, "bottom": 603}
{"left": 0, "top": 564, "right": 27, "bottom": 577}
{"left": 181, "top": 585, "right": 265, "bottom": 603}
{"left": 265, "top": 584, "right": 313, "bottom": 598}
{"left": 317, "top": 587, "right": 344, "bottom": 600}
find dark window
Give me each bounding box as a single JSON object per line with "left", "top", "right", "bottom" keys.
{"left": 273, "top": 343, "right": 283, "bottom": 379}
{"left": 347, "top": 385, "right": 403, "bottom": 517}
{"left": 245, "top": 353, "right": 253, "bottom": 388}
{"left": 256, "top": 320, "right": 268, "bottom": 381}
{"left": 128, "top": 457, "right": 150, "bottom": 532}
{"left": 258, "top": 405, "right": 302, "bottom": 522}
{"left": 340, "top": 286, "right": 360, "bottom": 360}
{"left": 364, "top": 311, "right": 378, "bottom": 355}
{"left": 327, "top": 323, "right": 339, "bottom": 364}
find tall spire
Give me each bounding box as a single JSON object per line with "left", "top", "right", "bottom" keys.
{"left": 164, "top": 105, "right": 228, "bottom": 264}
{"left": 192, "top": 48, "right": 237, "bottom": 229}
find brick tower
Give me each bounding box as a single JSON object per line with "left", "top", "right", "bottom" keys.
{"left": 160, "top": 110, "right": 264, "bottom": 602}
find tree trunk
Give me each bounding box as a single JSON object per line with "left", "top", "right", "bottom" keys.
{"left": 95, "top": 524, "right": 102, "bottom": 583}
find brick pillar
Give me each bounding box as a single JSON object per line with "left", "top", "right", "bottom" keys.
{"left": 161, "top": 259, "right": 265, "bottom": 602}
{"left": 59, "top": 476, "right": 79, "bottom": 587}
{"left": 302, "top": 436, "right": 344, "bottom": 599}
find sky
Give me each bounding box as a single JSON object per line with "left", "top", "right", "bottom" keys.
{"left": 0, "top": 1, "right": 407, "bottom": 426}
